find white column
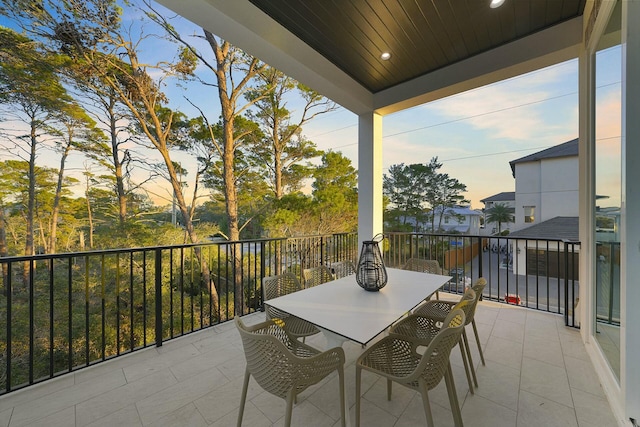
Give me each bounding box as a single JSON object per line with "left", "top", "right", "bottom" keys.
{"left": 577, "top": 43, "right": 594, "bottom": 334}
{"left": 621, "top": 0, "right": 640, "bottom": 421}
{"left": 357, "top": 112, "right": 384, "bottom": 246}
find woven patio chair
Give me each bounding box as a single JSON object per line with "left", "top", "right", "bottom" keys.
{"left": 401, "top": 258, "right": 446, "bottom": 299}
{"left": 235, "top": 317, "right": 346, "bottom": 427}
{"left": 355, "top": 309, "right": 466, "bottom": 427}
{"left": 302, "top": 265, "right": 335, "bottom": 288}
{"left": 330, "top": 260, "right": 356, "bottom": 278}
{"left": 390, "top": 287, "right": 477, "bottom": 394}
{"left": 263, "top": 273, "right": 320, "bottom": 340}
{"left": 467, "top": 278, "right": 488, "bottom": 366}
{"left": 413, "top": 278, "right": 488, "bottom": 389}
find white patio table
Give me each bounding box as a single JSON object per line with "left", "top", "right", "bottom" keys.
{"left": 265, "top": 267, "right": 452, "bottom": 347}
{"left": 264, "top": 267, "right": 451, "bottom": 426}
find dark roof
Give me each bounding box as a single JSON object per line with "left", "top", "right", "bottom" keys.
{"left": 508, "top": 216, "right": 579, "bottom": 241}
{"left": 480, "top": 192, "right": 515, "bottom": 203}
{"left": 509, "top": 138, "right": 578, "bottom": 176}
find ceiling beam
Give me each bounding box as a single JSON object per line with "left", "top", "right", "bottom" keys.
{"left": 373, "top": 16, "right": 584, "bottom": 115}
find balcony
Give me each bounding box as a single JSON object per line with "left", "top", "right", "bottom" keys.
{"left": 0, "top": 233, "right": 619, "bottom": 425}
{"left": 0, "top": 296, "right": 617, "bottom": 426}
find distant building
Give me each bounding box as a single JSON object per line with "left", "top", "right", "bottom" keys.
{"left": 480, "top": 191, "right": 515, "bottom": 234}
{"left": 509, "top": 138, "right": 579, "bottom": 232}
{"left": 508, "top": 216, "right": 579, "bottom": 279}
{"left": 481, "top": 139, "right": 581, "bottom": 277}
{"left": 430, "top": 205, "right": 483, "bottom": 235}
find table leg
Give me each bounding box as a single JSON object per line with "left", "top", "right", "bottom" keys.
{"left": 318, "top": 327, "right": 352, "bottom": 427}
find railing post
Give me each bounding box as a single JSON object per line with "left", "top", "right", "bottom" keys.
{"left": 260, "top": 241, "right": 266, "bottom": 312}
{"left": 564, "top": 241, "right": 570, "bottom": 326}
{"left": 478, "top": 236, "right": 483, "bottom": 279}
{"left": 6, "top": 262, "right": 12, "bottom": 393}
{"left": 155, "top": 248, "right": 163, "bottom": 347}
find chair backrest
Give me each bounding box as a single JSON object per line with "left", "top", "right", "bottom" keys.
{"left": 466, "top": 278, "right": 487, "bottom": 325}
{"left": 236, "top": 317, "right": 344, "bottom": 401}
{"left": 452, "top": 287, "right": 476, "bottom": 321}
{"left": 402, "top": 258, "right": 443, "bottom": 275}
{"left": 263, "top": 273, "right": 303, "bottom": 319}
{"left": 263, "top": 272, "right": 303, "bottom": 300}
{"left": 302, "top": 266, "right": 334, "bottom": 288}
{"left": 412, "top": 308, "right": 466, "bottom": 389}
{"left": 330, "top": 260, "right": 356, "bottom": 278}
{"left": 235, "top": 317, "right": 298, "bottom": 399}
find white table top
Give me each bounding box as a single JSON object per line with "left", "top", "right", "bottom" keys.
{"left": 265, "top": 268, "right": 451, "bottom": 345}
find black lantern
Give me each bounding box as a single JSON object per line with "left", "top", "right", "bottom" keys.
{"left": 356, "top": 235, "right": 388, "bottom": 291}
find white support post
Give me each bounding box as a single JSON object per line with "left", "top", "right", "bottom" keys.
{"left": 357, "top": 112, "right": 384, "bottom": 247}
{"left": 578, "top": 40, "right": 595, "bottom": 336}
{"left": 622, "top": 0, "right": 640, "bottom": 422}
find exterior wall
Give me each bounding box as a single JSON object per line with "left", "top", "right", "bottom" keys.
{"left": 514, "top": 162, "right": 542, "bottom": 231}
{"left": 540, "top": 157, "right": 579, "bottom": 221}
{"left": 514, "top": 156, "right": 579, "bottom": 231}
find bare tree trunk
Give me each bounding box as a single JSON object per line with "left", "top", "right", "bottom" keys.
{"left": 84, "top": 174, "right": 94, "bottom": 249}
{"left": 220, "top": 119, "right": 243, "bottom": 314}
{"left": 37, "top": 216, "right": 47, "bottom": 253}
{"left": 107, "top": 97, "right": 128, "bottom": 226}
{"left": 24, "top": 118, "right": 37, "bottom": 284}
{"left": 49, "top": 140, "right": 72, "bottom": 254}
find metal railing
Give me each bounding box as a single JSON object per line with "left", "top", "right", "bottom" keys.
{"left": 0, "top": 231, "right": 588, "bottom": 395}
{"left": 384, "top": 233, "right": 581, "bottom": 327}
{"left": 0, "top": 233, "right": 357, "bottom": 395}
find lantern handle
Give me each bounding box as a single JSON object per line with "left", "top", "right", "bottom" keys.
{"left": 372, "top": 233, "right": 385, "bottom": 242}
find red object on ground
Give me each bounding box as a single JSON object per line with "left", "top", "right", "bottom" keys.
{"left": 505, "top": 294, "right": 522, "bottom": 305}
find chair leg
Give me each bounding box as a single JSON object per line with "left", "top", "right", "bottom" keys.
{"left": 338, "top": 366, "right": 346, "bottom": 427}
{"left": 444, "top": 363, "right": 464, "bottom": 427}
{"left": 418, "top": 382, "right": 435, "bottom": 427}
{"left": 355, "top": 367, "right": 362, "bottom": 427}
{"left": 237, "top": 369, "right": 250, "bottom": 427}
{"left": 462, "top": 330, "right": 478, "bottom": 388}
{"left": 472, "top": 320, "right": 486, "bottom": 365}
{"left": 285, "top": 390, "right": 295, "bottom": 427}
{"left": 458, "top": 339, "right": 474, "bottom": 394}
{"left": 387, "top": 379, "right": 393, "bottom": 401}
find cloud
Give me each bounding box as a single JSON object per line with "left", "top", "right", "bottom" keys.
{"left": 417, "top": 61, "right": 577, "bottom": 141}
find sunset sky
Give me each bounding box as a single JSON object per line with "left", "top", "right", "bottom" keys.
{"left": 0, "top": 1, "right": 622, "bottom": 210}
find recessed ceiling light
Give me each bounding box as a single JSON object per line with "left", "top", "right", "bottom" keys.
{"left": 380, "top": 52, "right": 391, "bottom": 61}
{"left": 490, "top": 0, "right": 505, "bottom": 8}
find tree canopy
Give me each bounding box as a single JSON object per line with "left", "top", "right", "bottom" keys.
{"left": 486, "top": 203, "right": 515, "bottom": 234}
{"left": 383, "top": 157, "right": 469, "bottom": 232}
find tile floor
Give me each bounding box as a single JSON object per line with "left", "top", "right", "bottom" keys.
{"left": 0, "top": 296, "right": 620, "bottom": 427}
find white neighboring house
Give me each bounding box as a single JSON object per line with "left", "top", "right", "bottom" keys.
{"left": 430, "top": 205, "right": 482, "bottom": 235}
{"left": 509, "top": 138, "right": 579, "bottom": 232}
{"left": 480, "top": 191, "right": 515, "bottom": 234}
{"left": 504, "top": 139, "right": 580, "bottom": 277}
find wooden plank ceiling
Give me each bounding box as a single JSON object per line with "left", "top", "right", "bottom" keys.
{"left": 248, "top": 0, "right": 586, "bottom": 93}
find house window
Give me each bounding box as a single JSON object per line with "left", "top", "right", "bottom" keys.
{"left": 458, "top": 217, "right": 464, "bottom": 224}
{"left": 524, "top": 206, "right": 535, "bottom": 223}
{"left": 444, "top": 216, "right": 450, "bottom": 224}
